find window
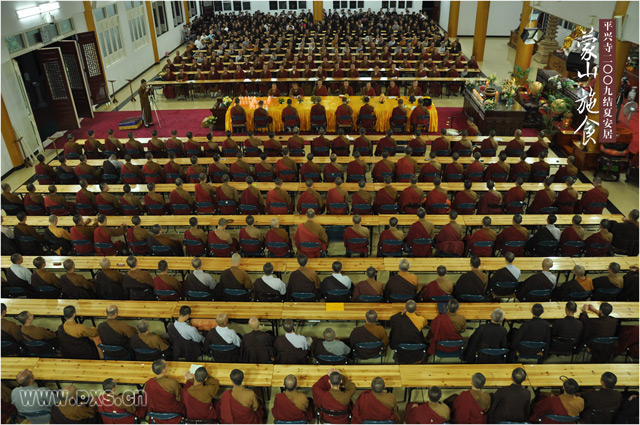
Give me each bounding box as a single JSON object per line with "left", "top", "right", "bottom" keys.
{"left": 152, "top": 1, "right": 168, "bottom": 36}
{"left": 298, "top": 1, "right": 306, "bottom": 9}
{"left": 279, "top": 1, "right": 286, "bottom": 9}
{"left": 350, "top": 1, "right": 356, "bottom": 8}
{"left": 269, "top": 1, "right": 278, "bottom": 10}
{"left": 125, "top": 1, "right": 143, "bottom": 10}
{"left": 5, "top": 34, "right": 25, "bottom": 53}
{"left": 358, "top": 1, "right": 364, "bottom": 8}
{"left": 96, "top": 7, "right": 124, "bottom": 66}
{"left": 389, "top": 1, "right": 397, "bottom": 8}
{"left": 398, "top": 1, "right": 405, "bottom": 8}
{"left": 127, "top": 3, "right": 148, "bottom": 50}
{"left": 171, "top": 1, "right": 184, "bottom": 26}
{"left": 57, "top": 18, "right": 74, "bottom": 34}
{"left": 233, "top": 1, "right": 241, "bottom": 11}
{"left": 223, "top": 1, "right": 232, "bottom": 11}
{"left": 188, "top": 1, "right": 198, "bottom": 17}
{"left": 333, "top": 1, "right": 340, "bottom": 9}
{"left": 407, "top": 1, "right": 413, "bottom": 7}
{"left": 94, "top": 8, "right": 106, "bottom": 20}
{"left": 243, "top": 2, "right": 251, "bottom": 10}
{"left": 341, "top": 1, "right": 347, "bottom": 8}
{"left": 289, "top": 1, "right": 297, "bottom": 9}
{"left": 214, "top": 1, "right": 223, "bottom": 11}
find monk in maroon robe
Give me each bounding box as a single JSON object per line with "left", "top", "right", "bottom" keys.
{"left": 335, "top": 99, "right": 353, "bottom": 131}
{"left": 143, "top": 359, "right": 186, "bottom": 423}
{"left": 529, "top": 379, "right": 584, "bottom": 423}
{"left": 396, "top": 148, "right": 419, "bottom": 182}
{"left": 326, "top": 178, "right": 349, "bottom": 214}
{"left": 405, "top": 387, "right": 450, "bottom": 424}
{"left": 419, "top": 152, "right": 442, "bottom": 182}
{"left": 181, "top": 368, "right": 220, "bottom": 421}
{"left": 585, "top": 219, "right": 613, "bottom": 256}
{"left": 503, "top": 178, "right": 526, "bottom": 213}
{"left": 509, "top": 153, "right": 532, "bottom": 182}
{"left": 239, "top": 176, "right": 265, "bottom": 214}
{"left": 465, "top": 216, "right": 497, "bottom": 257}
{"left": 464, "top": 153, "right": 485, "bottom": 182}
{"left": 374, "top": 177, "right": 398, "bottom": 213}
{"left": 495, "top": 214, "right": 529, "bottom": 256}
{"left": 476, "top": 180, "right": 503, "bottom": 214}
{"left": 427, "top": 300, "right": 466, "bottom": 355}
{"left": 484, "top": 153, "right": 510, "bottom": 182}
{"left": 434, "top": 211, "right": 464, "bottom": 256}
{"left": 399, "top": 176, "right": 424, "bottom": 214}
{"left": 272, "top": 375, "right": 314, "bottom": 423}
{"left": 453, "top": 180, "right": 478, "bottom": 214}
{"left": 432, "top": 129, "right": 451, "bottom": 155}
{"left": 372, "top": 151, "right": 395, "bottom": 182}
{"left": 504, "top": 129, "right": 526, "bottom": 157}
{"left": 375, "top": 130, "right": 397, "bottom": 156}
{"left": 293, "top": 209, "right": 328, "bottom": 257}
{"left": 194, "top": 175, "right": 216, "bottom": 214}
{"left": 559, "top": 215, "right": 585, "bottom": 256}
{"left": 275, "top": 149, "right": 297, "bottom": 182}
{"left": 452, "top": 374, "right": 491, "bottom": 424}
{"left": 553, "top": 156, "right": 578, "bottom": 182}
{"left": 266, "top": 178, "right": 293, "bottom": 214}
{"left": 529, "top": 177, "right": 557, "bottom": 214}
{"left": 405, "top": 208, "right": 434, "bottom": 257}
{"left": 219, "top": 369, "right": 264, "bottom": 424}
{"left": 526, "top": 131, "right": 549, "bottom": 157}
{"left": 424, "top": 177, "right": 451, "bottom": 214}
{"left": 351, "top": 378, "right": 398, "bottom": 424}
{"left": 324, "top": 155, "right": 345, "bottom": 182}
{"left": 312, "top": 372, "right": 356, "bottom": 424}
{"left": 216, "top": 175, "right": 239, "bottom": 215}
{"left": 347, "top": 151, "right": 368, "bottom": 182}
{"left": 555, "top": 178, "right": 578, "bottom": 213}
{"left": 297, "top": 180, "right": 325, "bottom": 214}
{"left": 578, "top": 177, "right": 608, "bottom": 213}
{"left": 331, "top": 132, "right": 351, "bottom": 157}
{"left": 531, "top": 151, "right": 551, "bottom": 182}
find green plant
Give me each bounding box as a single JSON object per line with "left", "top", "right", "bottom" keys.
{"left": 511, "top": 65, "right": 533, "bottom": 85}
{"left": 486, "top": 73, "right": 498, "bottom": 87}
{"left": 277, "top": 97, "right": 285, "bottom": 104}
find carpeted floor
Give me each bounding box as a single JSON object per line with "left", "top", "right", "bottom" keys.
{"left": 49, "top": 106, "right": 540, "bottom": 149}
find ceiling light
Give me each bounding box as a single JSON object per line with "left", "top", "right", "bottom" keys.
{"left": 16, "top": 2, "right": 60, "bottom": 19}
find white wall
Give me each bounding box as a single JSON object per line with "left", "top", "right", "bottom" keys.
{"left": 1, "top": 1, "right": 89, "bottom": 168}
{"left": 439, "top": 1, "right": 522, "bottom": 37}
{"left": 1, "top": 135, "right": 13, "bottom": 176}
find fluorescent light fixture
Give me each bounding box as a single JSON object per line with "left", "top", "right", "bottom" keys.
{"left": 16, "top": 2, "right": 60, "bottom": 19}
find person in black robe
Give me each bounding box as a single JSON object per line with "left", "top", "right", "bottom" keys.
{"left": 613, "top": 391, "right": 639, "bottom": 424}
{"left": 581, "top": 372, "right": 623, "bottom": 424}
{"left": 489, "top": 252, "right": 521, "bottom": 298}
{"left": 218, "top": 254, "right": 252, "bottom": 301}
{"left": 184, "top": 257, "right": 217, "bottom": 301}
{"left": 609, "top": 209, "right": 639, "bottom": 255}
{"left": 383, "top": 259, "right": 418, "bottom": 302}
{"left": 618, "top": 266, "right": 639, "bottom": 301}
{"left": 349, "top": 309, "right": 389, "bottom": 360}
{"left": 130, "top": 319, "right": 172, "bottom": 360}
{"left": 240, "top": 317, "right": 275, "bottom": 363}
{"left": 464, "top": 307, "right": 508, "bottom": 363}
{"left": 525, "top": 214, "right": 560, "bottom": 256}
{"left": 509, "top": 303, "right": 551, "bottom": 360}
{"left": 97, "top": 305, "right": 137, "bottom": 348}
{"left": 453, "top": 256, "right": 488, "bottom": 301}
{"left": 552, "top": 265, "right": 592, "bottom": 301}
{"left": 592, "top": 262, "right": 623, "bottom": 301}
{"left": 203, "top": 313, "right": 241, "bottom": 362}
{"left": 122, "top": 255, "right": 155, "bottom": 300}
{"left": 95, "top": 258, "right": 126, "bottom": 300}
{"left": 549, "top": 301, "right": 583, "bottom": 356}
{"left": 254, "top": 263, "right": 286, "bottom": 302}
{"left": 286, "top": 254, "right": 321, "bottom": 301}
{"left": 319, "top": 261, "right": 352, "bottom": 301}
{"left": 487, "top": 367, "right": 532, "bottom": 423}
{"left": 580, "top": 302, "right": 618, "bottom": 362}
{"left": 389, "top": 300, "right": 427, "bottom": 363}
{"left": 516, "top": 258, "right": 556, "bottom": 301}
{"left": 274, "top": 319, "right": 310, "bottom": 364}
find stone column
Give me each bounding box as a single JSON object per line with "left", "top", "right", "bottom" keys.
{"left": 533, "top": 15, "right": 560, "bottom": 65}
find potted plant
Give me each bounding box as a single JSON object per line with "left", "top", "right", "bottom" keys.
{"left": 511, "top": 65, "right": 533, "bottom": 86}
{"left": 201, "top": 115, "right": 217, "bottom": 132}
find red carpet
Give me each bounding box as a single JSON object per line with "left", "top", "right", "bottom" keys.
{"left": 50, "top": 106, "right": 539, "bottom": 149}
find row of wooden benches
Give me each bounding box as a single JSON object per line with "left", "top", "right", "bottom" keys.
{"left": 1, "top": 358, "right": 636, "bottom": 388}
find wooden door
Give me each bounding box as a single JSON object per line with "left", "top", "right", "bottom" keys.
{"left": 57, "top": 40, "right": 94, "bottom": 119}
{"left": 76, "top": 31, "right": 109, "bottom": 105}
{"left": 36, "top": 47, "right": 80, "bottom": 130}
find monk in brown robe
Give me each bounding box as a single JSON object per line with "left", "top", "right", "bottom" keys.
{"left": 131, "top": 319, "right": 171, "bottom": 355}
{"left": 553, "top": 155, "right": 578, "bottom": 182}
{"left": 143, "top": 359, "right": 186, "bottom": 419}
{"left": 453, "top": 256, "right": 489, "bottom": 300}
{"left": 51, "top": 385, "right": 97, "bottom": 423}
{"left": 294, "top": 209, "right": 329, "bottom": 257}
{"left": 406, "top": 386, "right": 450, "bottom": 423}
{"left": 61, "top": 305, "right": 99, "bottom": 359}
{"left": 530, "top": 378, "right": 584, "bottom": 422}
{"left": 97, "top": 304, "right": 137, "bottom": 347}
{"left": 16, "top": 311, "right": 57, "bottom": 344}
{"left": 181, "top": 367, "right": 220, "bottom": 422}
{"left": 452, "top": 373, "right": 492, "bottom": 423}
{"left": 312, "top": 370, "right": 357, "bottom": 423}
{"left": 61, "top": 259, "right": 96, "bottom": 298}
{"left": 219, "top": 369, "right": 264, "bottom": 424}
{"left": 138, "top": 79, "right": 153, "bottom": 127}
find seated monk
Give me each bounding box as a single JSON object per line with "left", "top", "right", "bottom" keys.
{"left": 434, "top": 211, "right": 464, "bottom": 256}
{"left": 453, "top": 180, "right": 478, "bottom": 215}
{"left": 331, "top": 129, "right": 351, "bottom": 157}
{"left": 443, "top": 152, "right": 464, "bottom": 183}
{"left": 389, "top": 300, "right": 428, "bottom": 362}
{"left": 239, "top": 215, "right": 265, "bottom": 257}
{"left": 265, "top": 218, "right": 292, "bottom": 258}
{"left": 451, "top": 130, "right": 473, "bottom": 156}
{"left": 164, "top": 152, "right": 185, "bottom": 181}
{"left": 335, "top": 98, "right": 353, "bottom": 131}
{"left": 559, "top": 215, "right": 585, "bottom": 256}
{"left": 93, "top": 214, "right": 126, "bottom": 256}
{"left": 287, "top": 128, "right": 305, "bottom": 157}
{"left": 592, "top": 262, "right": 624, "bottom": 301}
{"left": 578, "top": 177, "right": 608, "bottom": 213}
{"left": 219, "top": 254, "right": 254, "bottom": 301}
{"left": 50, "top": 384, "right": 98, "bottom": 423}
{"left": 465, "top": 216, "right": 497, "bottom": 257}
{"left": 34, "top": 153, "right": 56, "bottom": 184}
{"left": 421, "top": 265, "right": 454, "bottom": 301}
{"left": 264, "top": 132, "right": 283, "bottom": 157}
{"left": 349, "top": 309, "right": 389, "bottom": 361}
{"left": 58, "top": 305, "right": 99, "bottom": 359}
{"left": 405, "top": 386, "right": 450, "bottom": 424}
{"left": 219, "top": 369, "right": 264, "bottom": 424}
{"left": 272, "top": 374, "right": 314, "bottom": 423}
{"left": 144, "top": 359, "right": 186, "bottom": 422}
{"left": 358, "top": 96, "right": 376, "bottom": 130}
{"left": 166, "top": 130, "right": 185, "bottom": 157}
{"left": 147, "top": 130, "right": 167, "bottom": 157}
{"left": 216, "top": 174, "right": 240, "bottom": 215}
{"left": 452, "top": 373, "right": 492, "bottom": 423}
{"left": 372, "top": 151, "right": 395, "bottom": 182}
{"left": 300, "top": 153, "right": 323, "bottom": 182}
{"left": 45, "top": 184, "right": 75, "bottom": 216}
{"left": 399, "top": 176, "right": 424, "bottom": 214}
{"left": 585, "top": 219, "right": 613, "bottom": 257}
{"left": 343, "top": 214, "right": 370, "bottom": 256}
{"left": 495, "top": 214, "right": 529, "bottom": 256}
{"left": 312, "top": 370, "right": 356, "bottom": 423}
{"left": 229, "top": 97, "right": 247, "bottom": 126}
{"left": 186, "top": 156, "right": 206, "bottom": 183}
{"left": 352, "top": 267, "right": 384, "bottom": 300}
{"left": 464, "top": 152, "right": 485, "bottom": 182}
{"left": 509, "top": 153, "right": 531, "bottom": 182}
{"left": 375, "top": 129, "right": 397, "bottom": 157}
{"left": 154, "top": 260, "right": 184, "bottom": 300}
{"left": 324, "top": 154, "right": 345, "bottom": 183}
{"left": 30, "top": 256, "right": 61, "bottom": 292}
{"left": 120, "top": 184, "right": 144, "bottom": 216}
{"left": 408, "top": 129, "right": 427, "bottom": 156}
{"left": 475, "top": 129, "right": 499, "bottom": 156}
{"left": 384, "top": 259, "right": 419, "bottom": 301}
{"left": 208, "top": 218, "right": 239, "bottom": 256}
{"left": 281, "top": 99, "right": 300, "bottom": 129}
{"left": 326, "top": 178, "right": 349, "bottom": 215}
{"left": 555, "top": 177, "right": 578, "bottom": 214}
{"left": 222, "top": 132, "right": 240, "bottom": 157}
{"left": 352, "top": 128, "right": 372, "bottom": 156}
{"left": 243, "top": 132, "right": 261, "bottom": 158}
{"left": 194, "top": 173, "right": 216, "bottom": 214}
{"left": 610, "top": 209, "right": 639, "bottom": 255}
{"left": 530, "top": 151, "right": 551, "bottom": 182}
{"left": 484, "top": 152, "right": 510, "bottom": 182}
{"left": 170, "top": 178, "right": 194, "bottom": 214}
{"left": 453, "top": 256, "right": 489, "bottom": 300}
{"left": 386, "top": 81, "right": 400, "bottom": 96}
{"left": 144, "top": 183, "right": 167, "bottom": 216}
{"left": 377, "top": 217, "right": 405, "bottom": 257}
{"left": 351, "top": 179, "right": 372, "bottom": 215}
{"left": 347, "top": 151, "right": 368, "bottom": 183}
{"left": 390, "top": 99, "right": 408, "bottom": 132}
{"left": 240, "top": 176, "right": 265, "bottom": 214}
{"left": 309, "top": 97, "right": 326, "bottom": 129}
{"left": 405, "top": 207, "right": 434, "bottom": 257}
{"left": 122, "top": 255, "right": 154, "bottom": 301}
{"left": 530, "top": 378, "right": 584, "bottom": 423}
{"left": 297, "top": 180, "right": 325, "bottom": 214}
{"left": 431, "top": 129, "right": 451, "bottom": 155}
{"left": 95, "top": 258, "right": 125, "bottom": 300}
{"left": 419, "top": 152, "right": 442, "bottom": 183}
{"left": 229, "top": 152, "right": 253, "bottom": 182}
{"left": 529, "top": 177, "right": 558, "bottom": 214}
{"left": 339, "top": 81, "right": 355, "bottom": 96}
{"left": 505, "top": 129, "right": 526, "bottom": 157}
{"left": 427, "top": 299, "right": 466, "bottom": 356}
{"left": 266, "top": 178, "right": 293, "bottom": 214}
{"left": 476, "top": 180, "right": 503, "bottom": 215}
{"left": 516, "top": 258, "right": 556, "bottom": 301}
{"left": 352, "top": 377, "right": 399, "bottom": 424}
{"left": 286, "top": 255, "right": 321, "bottom": 301}
{"left": 148, "top": 224, "right": 183, "bottom": 256}
{"left": 553, "top": 155, "right": 578, "bottom": 183}
{"left": 142, "top": 152, "right": 164, "bottom": 184}
{"left": 181, "top": 367, "right": 220, "bottom": 422}
{"left": 315, "top": 80, "right": 329, "bottom": 97}
{"left": 396, "top": 147, "right": 419, "bottom": 182}
{"left": 503, "top": 177, "right": 527, "bottom": 214}
{"left": 424, "top": 177, "right": 451, "bottom": 214}
{"left": 255, "top": 153, "right": 274, "bottom": 182}
{"left": 466, "top": 117, "right": 480, "bottom": 136}
{"left": 527, "top": 131, "right": 549, "bottom": 157}
{"left": 373, "top": 176, "right": 398, "bottom": 213}
{"left": 294, "top": 209, "right": 328, "bottom": 258}
{"left": 75, "top": 155, "right": 102, "bottom": 184}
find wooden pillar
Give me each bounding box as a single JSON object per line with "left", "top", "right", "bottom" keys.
{"left": 472, "top": 1, "right": 491, "bottom": 62}
{"left": 514, "top": 1, "right": 534, "bottom": 74}
{"left": 313, "top": 1, "right": 323, "bottom": 22}
{"left": 183, "top": 1, "right": 190, "bottom": 22}
{"left": 585, "top": 0, "right": 630, "bottom": 151}
{"left": 448, "top": 1, "right": 461, "bottom": 39}
{"left": 1, "top": 97, "right": 25, "bottom": 167}
{"left": 145, "top": 1, "right": 160, "bottom": 63}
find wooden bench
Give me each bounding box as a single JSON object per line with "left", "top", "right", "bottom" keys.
{"left": 523, "top": 364, "right": 639, "bottom": 388}
{"left": 159, "top": 67, "right": 482, "bottom": 75}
